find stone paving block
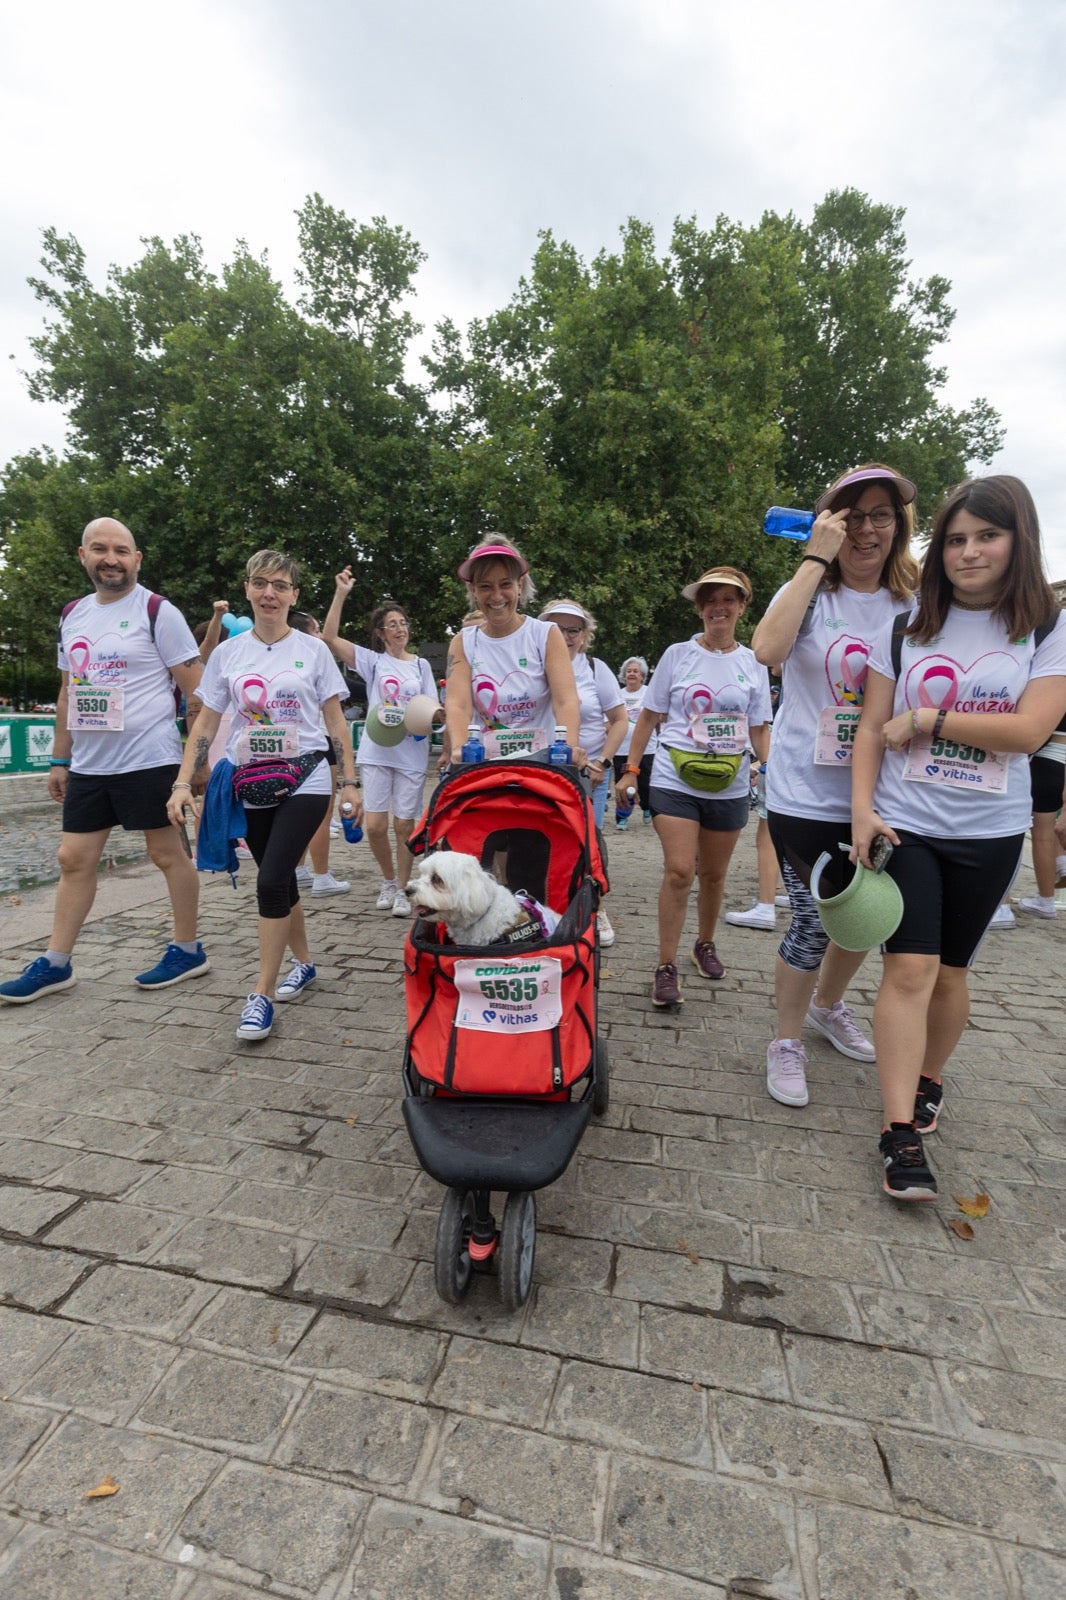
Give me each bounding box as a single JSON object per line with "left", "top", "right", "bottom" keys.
{"left": 206, "top": 1177, "right": 329, "bottom": 1232}
{"left": 0, "top": 1183, "right": 77, "bottom": 1236}
{"left": 527, "top": 1231, "right": 614, "bottom": 1290}
{"left": 0, "top": 1401, "right": 52, "bottom": 1479}
{"left": 623, "top": 1203, "right": 751, "bottom": 1267}
{"left": 394, "top": 1261, "right": 528, "bottom": 1340}
{"left": 813, "top": 1502, "right": 1009, "bottom": 1599}
{"left": 151, "top": 1215, "right": 312, "bottom": 1289}
{"left": 991, "top": 1307, "right": 1066, "bottom": 1379}
{"left": 0, "top": 1305, "right": 72, "bottom": 1390}
{"left": 292, "top": 1192, "right": 406, "bottom": 1250}
{"left": 347, "top": 1500, "right": 548, "bottom": 1600}
{"left": 0, "top": 1105, "right": 64, "bottom": 1141}
{"left": 606, "top": 1456, "right": 797, "bottom": 1592}
{"left": 430, "top": 1335, "right": 559, "bottom": 1427}
{"left": 723, "top": 1265, "right": 864, "bottom": 1341}
{"left": 0, "top": 1138, "right": 70, "bottom": 1183}
{"left": 612, "top": 1242, "right": 725, "bottom": 1311}
{"left": 46, "top": 1200, "right": 182, "bottom": 1262}
{"left": 1016, "top": 1548, "right": 1066, "bottom": 1600}
{"left": 130, "top": 1167, "right": 238, "bottom": 1215}
{"left": 755, "top": 1223, "right": 890, "bottom": 1284}
{"left": 291, "top": 1240, "right": 415, "bottom": 1306}
{"left": 19, "top": 1324, "right": 175, "bottom": 1425}
{"left": 189, "top": 1287, "right": 317, "bottom": 1361}
{"left": 640, "top": 1305, "right": 788, "bottom": 1400}
{"left": 46, "top": 1152, "right": 156, "bottom": 1198}
{"left": 877, "top": 1427, "right": 1066, "bottom": 1549}
{"left": 137, "top": 1348, "right": 304, "bottom": 1456}
{"left": 137, "top": 1128, "right": 245, "bottom": 1170}
{"left": 944, "top": 1360, "right": 1066, "bottom": 1452}
{"left": 522, "top": 1285, "right": 640, "bottom": 1365}
{"left": 714, "top": 1391, "right": 892, "bottom": 1509}
{"left": 551, "top": 1358, "right": 706, "bottom": 1462}
{"left": 882, "top": 1243, "right": 1027, "bottom": 1306}
{"left": 548, "top": 1548, "right": 725, "bottom": 1598}
{"left": 183, "top": 1575, "right": 271, "bottom": 1599}
{"left": 6, "top": 1415, "right": 220, "bottom": 1554}
{"left": 178, "top": 1459, "right": 367, "bottom": 1593}
{"left": 1015, "top": 1266, "right": 1066, "bottom": 1315}
{"left": 784, "top": 1333, "right": 953, "bottom": 1432}
{"left": 225, "top": 1144, "right": 318, "bottom": 1185}
{"left": 61, "top": 1262, "right": 217, "bottom": 1338}
{"left": 855, "top": 1285, "right": 1008, "bottom": 1364}
{"left": 302, "top": 1119, "right": 392, "bottom": 1161}
{"left": 0, "top": 1239, "right": 93, "bottom": 1310}
{"left": 275, "top": 1382, "right": 431, "bottom": 1487}
{"left": 303, "top": 1154, "right": 417, "bottom": 1202}
{"left": 290, "top": 1309, "right": 444, "bottom": 1398}
{"left": 226, "top": 1107, "right": 323, "bottom": 1144}
{"left": 434, "top": 1414, "right": 605, "bottom": 1542}
{"left": 0, "top": 1524, "right": 179, "bottom": 1600}
{"left": 661, "top": 1134, "right": 762, "bottom": 1177}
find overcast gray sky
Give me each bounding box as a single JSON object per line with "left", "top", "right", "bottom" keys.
{"left": 3, "top": 0, "right": 1064, "bottom": 571}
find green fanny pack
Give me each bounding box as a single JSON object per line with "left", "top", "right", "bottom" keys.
{"left": 667, "top": 746, "right": 744, "bottom": 793}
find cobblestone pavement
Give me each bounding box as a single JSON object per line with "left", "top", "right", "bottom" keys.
{"left": 0, "top": 810, "right": 1063, "bottom": 1599}
{"left": 0, "top": 778, "right": 147, "bottom": 895}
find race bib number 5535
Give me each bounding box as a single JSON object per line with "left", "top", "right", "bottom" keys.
{"left": 454, "top": 956, "right": 563, "bottom": 1033}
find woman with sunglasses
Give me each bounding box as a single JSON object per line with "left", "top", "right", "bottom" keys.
{"left": 323, "top": 571, "right": 439, "bottom": 918}
{"left": 167, "top": 550, "right": 359, "bottom": 1041}
{"left": 751, "top": 464, "right": 919, "bottom": 1110}
{"left": 853, "top": 475, "right": 1066, "bottom": 1200}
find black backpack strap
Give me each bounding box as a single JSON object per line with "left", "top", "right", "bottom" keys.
{"left": 890, "top": 612, "right": 909, "bottom": 679}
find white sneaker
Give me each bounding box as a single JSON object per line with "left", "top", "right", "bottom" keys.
{"left": 1056, "top": 854, "right": 1066, "bottom": 884}
{"left": 329, "top": 818, "right": 342, "bottom": 838}
{"left": 391, "top": 890, "right": 412, "bottom": 917}
{"left": 312, "top": 873, "right": 350, "bottom": 898}
{"left": 597, "top": 909, "right": 615, "bottom": 947}
{"left": 806, "top": 997, "right": 875, "bottom": 1062}
{"left": 766, "top": 1039, "right": 809, "bottom": 1107}
{"left": 376, "top": 881, "right": 399, "bottom": 910}
{"left": 725, "top": 902, "right": 776, "bottom": 930}
{"left": 774, "top": 893, "right": 790, "bottom": 909}
{"left": 989, "top": 903, "right": 1016, "bottom": 929}
{"left": 1018, "top": 896, "right": 1057, "bottom": 919}
{"left": 235, "top": 841, "right": 253, "bottom": 861}
{"left": 295, "top": 865, "right": 314, "bottom": 888}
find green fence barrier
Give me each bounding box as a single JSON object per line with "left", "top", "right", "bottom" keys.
{"left": 0, "top": 716, "right": 57, "bottom": 775}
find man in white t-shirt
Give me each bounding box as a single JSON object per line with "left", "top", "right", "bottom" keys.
{"left": 0, "top": 519, "right": 209, "bottom": 1005}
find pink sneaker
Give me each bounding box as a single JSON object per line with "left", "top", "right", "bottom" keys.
{"left": 766, "top": 1039, "right": 809, "bottom": 1107}
{"left": 806, "top": 998, "right": 875, "bottom": 1062}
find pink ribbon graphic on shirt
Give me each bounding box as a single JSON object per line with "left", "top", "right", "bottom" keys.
{"left": 473, "top": 675, "right": 501, "bottom": 727}
{"left": 825, "top": 635, "right": 870, "bottom": 706}
{"left": 68, "top": 639, "right": 92, "bottom": 684}
{"left": 379, "top": 673, "right": 402, "bottom": 705}
{"left": 916, "top": 665, "right": 959, "bottom": 711}
{"left": 239, "top": 675, "right": 272, "bottom": 723}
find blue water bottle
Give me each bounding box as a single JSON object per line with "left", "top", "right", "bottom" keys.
{"left": 548, "top": 725, "right": 572, "bottom": 765}
{"left": 461, "top": 721, "right": 485, "bottom": 764}
{"left": 341, "top": 815, "right": 363, "bottom": 843}
{"left": 764, "top": 506, "right": 815, "bottom": 540}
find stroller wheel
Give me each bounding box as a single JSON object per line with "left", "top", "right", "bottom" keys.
{"left": 434, "top": 1188, "right": 475, "bottom": 1303}
{"left": 592, "top": 1038, "right": 610, "bottom": 1117}
{"left": 498, "top": 1190, "right": 536, "bottom": 1312}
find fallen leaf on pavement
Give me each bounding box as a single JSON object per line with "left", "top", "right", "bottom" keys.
{"left": 947, "top": 1218, "right": 975, "bottom": 1241}
{"left": 344, "top": 1116, "right": 359, "bottom": 1125}
{"left": 84, "top": 1476, "right": 120, "bottom": 1499}
{"left": 952, "top": 1193, "right": 991, "bottom": 1219}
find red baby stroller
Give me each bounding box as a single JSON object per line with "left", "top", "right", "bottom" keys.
{"left": 402, "top": 755, "right": 610, "bottom": 1310}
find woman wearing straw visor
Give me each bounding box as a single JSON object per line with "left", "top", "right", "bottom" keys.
{"left": 619, "top": 566, "right": 771, "bottom": 1006}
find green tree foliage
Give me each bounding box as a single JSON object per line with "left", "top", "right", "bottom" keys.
{"left": 1, "top": 188, "right": 1001, "bottom": 698}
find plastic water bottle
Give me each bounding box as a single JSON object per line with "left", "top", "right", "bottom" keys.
{"left": 548, "top": 725, "right": 572, "bottom": 765}
{"left": 616, "top": 783, "right": 636, "bottom": 820}
{"left": 461, "top": 721, "right": 485, "bottom": 764}
{"left": 764, "top": 506, "right": 815, "bottom": 540}
{"left": 341, "top": 815, "right": 363, "bottom": 844}
{"left": 756, "top": 763, "right": 767, "bottom": 812}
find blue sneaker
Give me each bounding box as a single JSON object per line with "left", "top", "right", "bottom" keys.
{"left": 236, "top": 993, "right": 274, "bottom": 1040}
{"left": 134, "top": 942, "right": 210, "bottom": 989}
{"left": 275, "top": 961, "right": 316, "bottom": 1001}
{"left": 0, "top": 956, "right": 76, "bottom": 1005}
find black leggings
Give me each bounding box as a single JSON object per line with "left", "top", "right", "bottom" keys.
{"left": 883, "top": 831, "right": 1024, "bottom": 966}
{"left": 243, "top": 794, "right": 331, "bottom": 919}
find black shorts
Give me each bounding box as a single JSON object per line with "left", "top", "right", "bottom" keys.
{"left": 1030, "top": 754, "right": 1065, "bottom": 815}
{"left": 883, "top": 830, "right": 1024, "bottom": 967}
{"left": 649, "top": 784, "right": 749, "bottom": 831}
{"left": 63, "top": 764, "right": 178, "bottom": 834}
{"left": 767, "top": 810, "right": 852, "bottom": 887}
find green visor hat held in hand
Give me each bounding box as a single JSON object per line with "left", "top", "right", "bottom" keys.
{"left": 810, "top": 843, "right": 904, "bottom": 953}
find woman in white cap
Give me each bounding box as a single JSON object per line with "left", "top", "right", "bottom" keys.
{"left": 853, "top": 475, "right": 1066, "bottom": 1201}
{"left": 539, "top": 598, "right": 628, "bottom": 944}
{"left": 323, "top": 576, "right": 439, "bottom": 917}
{"left": 613, "top": 657, "right": 657, "bottom": 827}
{"left": 445, "top": 539, "right": 580, "bottom": 760}
{"left": 616, "top": 566, "right": 771, "bottom": 1005}
{"left": 751, "top": 463, "right": 918, "bottom": 1110}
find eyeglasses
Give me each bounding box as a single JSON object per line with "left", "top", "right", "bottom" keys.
{"left": 383, "top": 619, "right": 409, "bottom": 630}
{"left": 248, "top": 577, "right": 294, "bottom": 593}
{"left": 845, "top": 508, "right": 896, "bottom": 533}
{"left": 555, "top": 624, "right": 585, "bottom": 638}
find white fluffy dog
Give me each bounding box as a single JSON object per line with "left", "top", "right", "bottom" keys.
{"left": 408, "top": 851, "right": 558, "bottom": 946}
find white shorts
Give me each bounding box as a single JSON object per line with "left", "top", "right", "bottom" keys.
{"left": 360, "top": 762, "right": 426, "bottom": 821}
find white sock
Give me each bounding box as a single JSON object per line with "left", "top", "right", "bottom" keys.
{"left": 45, "top": 950, "right": 71, "bottom": 967}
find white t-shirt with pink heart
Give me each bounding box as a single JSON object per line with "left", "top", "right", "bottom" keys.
{"left": 199, "top": 630, "right": 349, "bottom": 798}
{"left": 352, "top": 646, "right": 438, "bottom": 774}
{"left": 868, "top": 605, "right": 1066, "bottom": 838}
{"left": 765, "top": 583, "right": 909, "bottom": 824}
